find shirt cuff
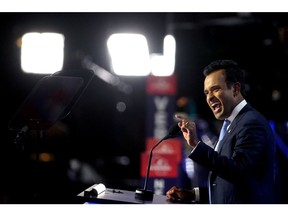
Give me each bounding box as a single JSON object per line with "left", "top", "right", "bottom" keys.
{"left": 191, "top": 140, "right": 201, "bottom": 153}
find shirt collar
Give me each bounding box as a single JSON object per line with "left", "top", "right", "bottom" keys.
{"left": 226, "top": 99, "right": 247, "bottom": 124}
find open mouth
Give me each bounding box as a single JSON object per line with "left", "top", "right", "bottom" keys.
{"left": 211, "top": 102, "right": 222, "bottom": 113}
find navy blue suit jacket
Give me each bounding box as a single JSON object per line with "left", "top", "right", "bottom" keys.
{"left": 189, "top": 104, "right": 277, "bottom": 204}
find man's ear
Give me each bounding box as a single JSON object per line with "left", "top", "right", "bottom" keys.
{"left": 233, "top": 82, "right": 241, "bottom": 96}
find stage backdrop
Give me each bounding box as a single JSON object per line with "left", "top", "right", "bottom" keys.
{"left": 140, "top": 75, "right": 186, "bottom": 195}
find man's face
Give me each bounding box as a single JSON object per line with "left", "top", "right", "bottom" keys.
{"left": 203, "top": 69, "right": 236, "bottom": 120}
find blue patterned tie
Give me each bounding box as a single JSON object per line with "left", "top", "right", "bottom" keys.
{"left": 209, "top": 119, "right": 230, "bottom": 204}
{"left": 214, "top": 119, "right": 230, "bottom": 152}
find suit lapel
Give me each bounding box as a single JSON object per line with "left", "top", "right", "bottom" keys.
{"left": 216, "top": 128, "right": 232, "bottom": 152}
{"left": 216, "top": 104, "right": 252, "bottom": 153}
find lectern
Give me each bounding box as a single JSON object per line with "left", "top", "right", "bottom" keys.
{"left": 77, "top": 184, "right": 170, "bottom": 204}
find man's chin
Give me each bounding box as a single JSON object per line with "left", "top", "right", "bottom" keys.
{"left": 214, "top": 113, "right": 223, "bottom": 120}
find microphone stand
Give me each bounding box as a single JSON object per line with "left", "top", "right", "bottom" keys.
{"left": 135, "top": 124, "right": 180, "bottom": 201}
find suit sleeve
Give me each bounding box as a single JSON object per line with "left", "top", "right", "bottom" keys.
{"left": 188, "top": 114, "right": 274, "bottom": 184}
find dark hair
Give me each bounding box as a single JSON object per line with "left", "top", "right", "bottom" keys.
{"left": 203, "top": 59, "right": 246, "bottom": 96}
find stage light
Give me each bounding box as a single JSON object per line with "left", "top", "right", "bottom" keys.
{"left": 150, "top": 53, "right": 169, "bottom": 76}
{"left": 21, "top": 32, "right": 65, "bottom": 74}
{"left": 163, "top": 35, "right": 176, "bottom": 75}
{"left": 107, "top": 33, "right": 151, "bottom": 76}
{"left": 107, "top": 33, "right": 176, "bottom": 77}
{"left": 150, "top": 35, "right": 176, "bottom": 76}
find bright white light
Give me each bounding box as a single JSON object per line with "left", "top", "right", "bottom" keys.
{"left": 163, "top": 35, "right": 176, "bottom": 74}
{"left": 21, "top": 32, "right": 65, "bottom": 74}
{"left": 107, "top": 33, "right": 150, "bottom": 76}
{"left": 151, "top": 35, "right": 176, "bottom": 76}
{"left": 150, "top": 53, "right": 170, "bottom": 76}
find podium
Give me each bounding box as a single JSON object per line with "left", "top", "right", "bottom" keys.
{"left": 77, "top": 184, "right": 171, "bottom": 204}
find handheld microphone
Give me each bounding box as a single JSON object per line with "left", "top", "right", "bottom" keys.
{"left": 135, "top": 123, "right": 181, "bottom": 201}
